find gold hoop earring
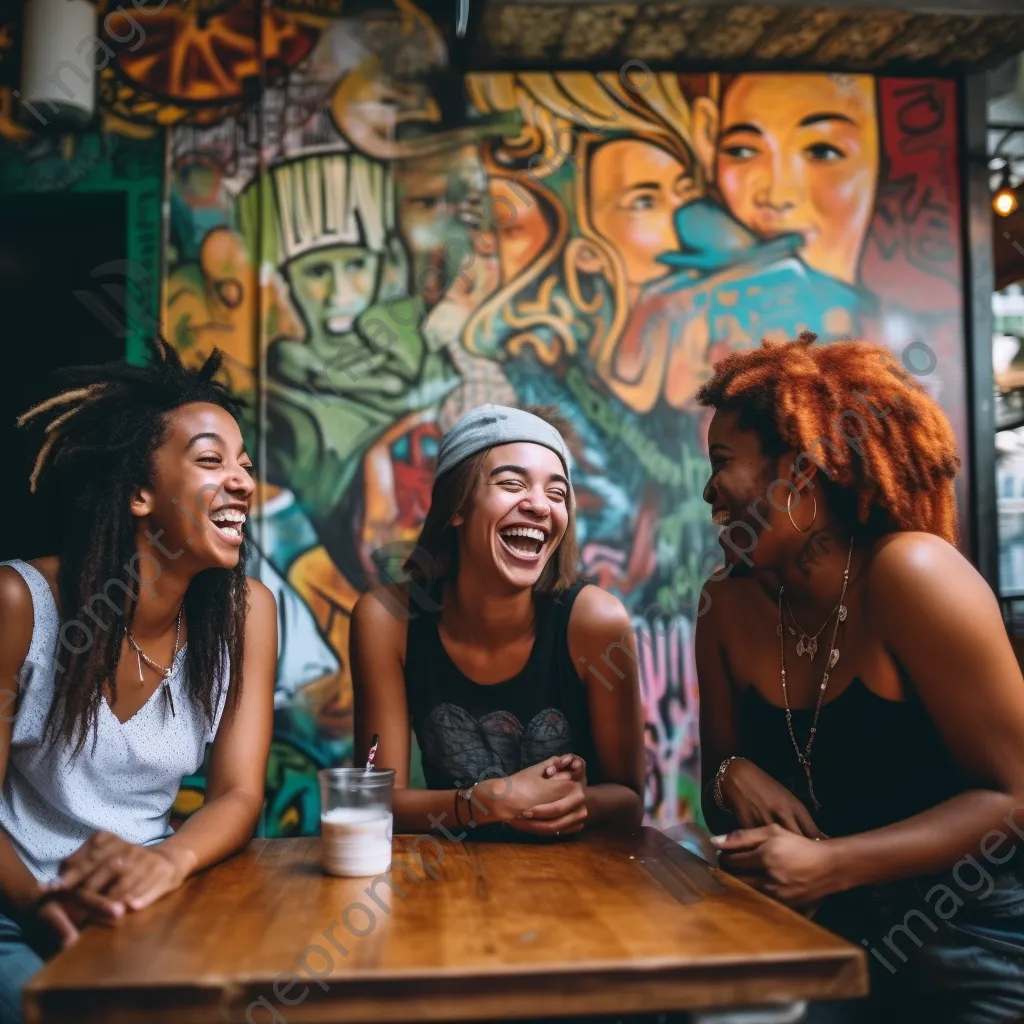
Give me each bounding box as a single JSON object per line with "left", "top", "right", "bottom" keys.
{"left": 787, "top": 490, "right": 816, "bottom": 534}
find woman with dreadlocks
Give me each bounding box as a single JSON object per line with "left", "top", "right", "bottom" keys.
{"left": 695, "top": 334, "right": 1024, "bottom": 1022}
{"left": 0, "top": 342, "right": 275, "bottom": 1022}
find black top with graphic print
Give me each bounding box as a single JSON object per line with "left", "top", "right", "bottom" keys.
{"left": 405, "top": 579, "right": 599, "bottom": 837}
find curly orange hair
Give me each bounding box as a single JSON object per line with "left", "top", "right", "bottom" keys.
{"left": 695, "top": 333, "right": 961, "bottom": 545}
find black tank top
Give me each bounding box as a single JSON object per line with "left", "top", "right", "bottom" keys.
{"left": 740, "top": 677, "right": 975, "bottom": 845}
{"left": 405, "top": 580, "right": 599, "bottom": 824}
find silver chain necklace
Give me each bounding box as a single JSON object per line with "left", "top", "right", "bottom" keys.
{"left": 776, "top": 537, "right": 854, "bottom": 810}
{"left": 784, "top": 593, "right": 847, "bottom": 660}
{"left": 125, "top": 607, "right": 183, "bottom": 717}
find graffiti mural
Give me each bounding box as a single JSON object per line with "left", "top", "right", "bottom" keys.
{"left": 0, "top": 1, "right": 967, "bottom": 834}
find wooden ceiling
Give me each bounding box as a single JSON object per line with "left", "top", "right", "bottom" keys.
{"left": 469, "top": 1, "right": 1024, "bottom": 73}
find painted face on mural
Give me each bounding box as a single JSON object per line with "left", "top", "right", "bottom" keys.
{"left": 133, "top": 403, "right": 255, "bottom": 572}
{"left": 395, "top": 144, "right": 488, "bottom": 305}
{"left": 713, "top": 73, "right": 879, "bottom": 286}
{"left": 491, "top": 176, "right": 551, "bottom": 284}
{"left": 287, "top": 246, "right": 381, "bottom": 346}
{"left": 702, "top": 408, "right": 800, "bottom": 575}
{"left": 588, "top": 139, "right": 694, "bottom": 293}
{"left": 452, "top": 442, "right": 570, "bottom": 591}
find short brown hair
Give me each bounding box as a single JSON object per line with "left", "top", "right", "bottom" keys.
{"left": 695, "top": 333, "right": 961, "bottom": 544}
{"left": 404, "top": 405, "right": 581, "bottom": 593}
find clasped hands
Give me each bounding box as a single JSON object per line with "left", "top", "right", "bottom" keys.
{"left": 711, "top": 758, "right": 839, "bottom": 909}
{"left": 476, "top": 753, "right": 588, "bottom": 837}
{"left": 31, "top": 831, "right": 188, "bottom": 948}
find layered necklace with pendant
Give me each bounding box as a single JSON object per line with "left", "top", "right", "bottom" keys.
{"left": 776, "top": 537, "right": 854, "bottom": 810}
{"left": 124, "top": 606, "right": 183, "bottom": 716}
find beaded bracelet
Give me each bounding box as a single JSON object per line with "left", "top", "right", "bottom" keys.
{"left": 712, "top": 756, "right": 744, "bottom": 814}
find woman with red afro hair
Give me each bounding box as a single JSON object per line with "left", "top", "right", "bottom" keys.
{"left": 695, "top": 334, "right": 1024, "bottom": 1022}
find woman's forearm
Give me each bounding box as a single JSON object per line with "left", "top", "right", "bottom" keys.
{"left": 393, "top": 787, "right": 504, "bottom": 837}
{"left": 584, "top": 783, "right": 644, "bottom": 830}
{"left": 0, "top": 828, "right": 43, "bottom": 913}
{"left": 158, "top": 788, "right": 264, "bottom": 881}
{"left": 828, "top": 788, "right": 1024, "bottom": 893}
{"left": 700, "top": 782, "right": 734, "bottom": 838}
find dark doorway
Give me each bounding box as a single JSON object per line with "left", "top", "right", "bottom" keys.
{"left": 0, "top": 194, "right": 128, "bottom": 561}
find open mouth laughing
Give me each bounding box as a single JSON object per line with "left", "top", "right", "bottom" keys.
{"left": 497, "top": 524, "right": 549, "bottom": 562}
{"left": 209, "top": 506, "right": 247, "bottom": 543}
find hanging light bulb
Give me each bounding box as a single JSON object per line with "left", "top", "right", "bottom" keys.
{"left": 994, "top": 167, "right": 1019, "bottom": 217}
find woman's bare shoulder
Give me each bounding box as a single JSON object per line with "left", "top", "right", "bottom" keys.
{"left": 866, "top": 531, "right": 979, "bottom": 592}
{"left": 352, "top": 583, "right": 416, "bottom": 637}
{"left": 570, "top": 583, "right": 631, "bottom": 630}
{"left": 0, "top": 566, "right": 35, "bottom": 674}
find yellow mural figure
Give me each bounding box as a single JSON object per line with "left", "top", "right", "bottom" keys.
{"left": 326, "top": 0, "right": 513, "bottom": 162}
{"left": 581, "top": 137, "right": 704, "bottom": 410}
{"left": 587, "top": 137, "right": 699, "bottom": 305}
{"left": 463, "top": 166, "right": 572, "bottom": 369}
{"left": 691, "top": 72, "right": 879, "bottom": 286}
{"left": 464, "top": 71, "right": 704, "bottom": 396}
{"left": 165, "top": 226, "right": 303, "bottom": 396}
{"left": 491, "top": 174, "right": 552, "bottom": 284}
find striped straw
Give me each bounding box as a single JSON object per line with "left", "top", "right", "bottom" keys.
{"left": 365, "top": 734, "right": 379, "bottom": 773}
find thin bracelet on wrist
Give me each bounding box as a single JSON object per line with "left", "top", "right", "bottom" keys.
{"left": 456, "top": 782, "right": 480, "bottom": 828}
{"left": 466, "top": 781, "right": 480, "bottom": 825}
{"left": 712, "top": 755, "right": 744, "bottom": 815}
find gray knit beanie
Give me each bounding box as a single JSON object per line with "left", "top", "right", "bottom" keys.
{"left": 434, "top": 404, "right": 571, "bottom": 483}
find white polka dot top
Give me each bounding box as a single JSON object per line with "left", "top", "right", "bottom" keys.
{"left": 0, "top": 560, "right": 230, "bottom": 882}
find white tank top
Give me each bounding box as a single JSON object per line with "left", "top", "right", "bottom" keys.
{"left": 0, "top": 560, "right": 229, "bottom": 882}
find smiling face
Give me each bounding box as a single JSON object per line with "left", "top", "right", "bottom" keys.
{"left": 715, "top": 74, "right": 878, "bottom": 284}
{"left": 453, "top": 442, "right": 571, "bottom": 591}
{"left": 132, "top": 402, "right": 255, "bottom": 571}
{"left": 588, "top": 138, "right": 693, "bottom": 291}
{"left": 287, "top": 246, "right": 381, "bottom": 349}
{"left": 703, "top": 408, "right": 803, "bottom": 574}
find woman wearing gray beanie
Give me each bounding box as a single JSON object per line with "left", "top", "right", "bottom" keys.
{"left": 351, "top": 403, "right": 645, "bottom": 839}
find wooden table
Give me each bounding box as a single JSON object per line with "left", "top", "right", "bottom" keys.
{"left": 24, "top": 829, "right": 867, "bottom": 1023}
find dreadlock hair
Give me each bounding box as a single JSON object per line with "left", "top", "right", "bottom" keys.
{"left": 695, "top": 332, "right": 961, "bottom": 546}
{"left": 16, "top": 339, "right": 249, "bottom": 757}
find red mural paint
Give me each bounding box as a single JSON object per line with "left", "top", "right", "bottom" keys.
{"left": 861, "top": 79, "right": 963, "bottom": 305}
{"left": 859, "top": 78, "right": 969, "bottom": 549}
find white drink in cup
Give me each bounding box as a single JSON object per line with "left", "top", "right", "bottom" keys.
{"left": 320, "top": 808, "right": 393, "bottom": 876}
{"left": 318, "top": 767, "right": 395, "bottom": 877}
